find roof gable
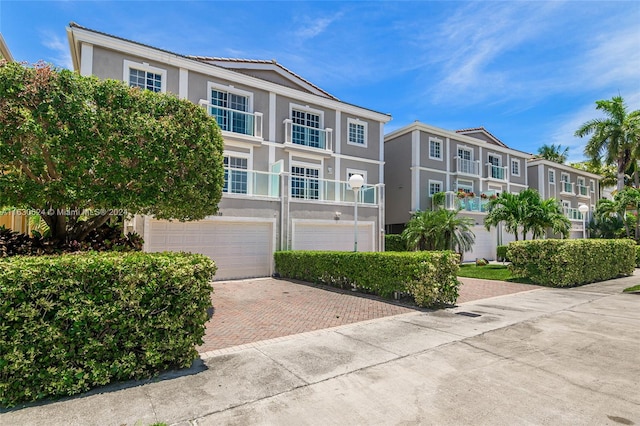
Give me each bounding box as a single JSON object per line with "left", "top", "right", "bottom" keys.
{"left": 456, "top": 127, "right": 508, "bottom": 148}
{"left": 188, "top": 57, "right": 337, "bottom": 100}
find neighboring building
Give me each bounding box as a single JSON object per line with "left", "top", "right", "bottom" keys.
{"left": 384, "top": 122, "right": 601, "bottom": 260}
{"left": 527, "top": 158, "right": 600, "bottom": 239}
{"left": 66, "top": 23, "right": 391, "bottom": 280}
{"left": 0, "top": 33, "right": 29, "bottom": 234}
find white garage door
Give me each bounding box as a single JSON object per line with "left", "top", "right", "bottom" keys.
{"left": 292, "top": 220, "right": 375, "bottom": 252}
{"left": 147, "top": 219, "right": 274, "bottom": 280}
{"left": 464, "top": 226, "right": 496, "bottom": 262}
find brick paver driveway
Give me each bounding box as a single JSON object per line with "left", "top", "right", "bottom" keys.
{"left": 198, "top": 276, "right": 540, "bottom": 353}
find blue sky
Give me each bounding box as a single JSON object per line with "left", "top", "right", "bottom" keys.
{"left": 2, "top": 1, "right": 639, "bottom": 162}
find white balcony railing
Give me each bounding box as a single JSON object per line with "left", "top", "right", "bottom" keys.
{"left": 283, "top": 119, "right": 333, "bottom": 151}
{"left": 290, "top": 175, "right": 376, "bottom": 204}
{"left": 454, "top": 157, "right": 481, "bottom": 176}
{"left": 486, "top": 164, "right": 508, "bottom": 180}
{"left": 577, "top": 185, "right": 589, "bottom": 196}
{"left": 561, "top": 181, "right": 574, "bottom": 194}
{"left": 564, "top": 207, "right": 584, "bottom": 221}
{"left": 223, "top": 168, "right": 279, "bottom": 198}
{"left": 199, "top": 100, "right": 263, "bottom": 138}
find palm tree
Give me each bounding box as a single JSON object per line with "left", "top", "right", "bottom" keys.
{"left": 576, "top": 96, "right": 640, "bottom": 191}
{"left": 525, "top": 197, "right": 570, "bottom": 239}
{"left": 569, "top": 160, "right": 617, "bottom": 199}
{"left": 589, "top": 198, "right": 626, "bottom": 239}
{"left": 484, "top": 192, "right": 526, "bottom": 240}
{"left": 402, "top": 209, "right": 475, "bottom": 255}
{"left": 537, "top": 144, "right": 569, "bottom": 164}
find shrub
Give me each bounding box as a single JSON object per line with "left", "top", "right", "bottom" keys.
{"left": 0, "top": 252, "right": 216, "bottom": 407}
{"left": 508, "top": 239, "right": 635, "bottom": 287}
{"left": 385, "top": 234, "right": 406, "bottom": 251}
{"left": 496, "top": 245, "right": 509, "bottom": 262}
{"left": 274, "top": 251, "right": 460, "bottom": 307}
{"left": 636, "top": 245, "right": 640, "bottom": 267}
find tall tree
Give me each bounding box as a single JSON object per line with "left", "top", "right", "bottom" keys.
{"left": 569, "top": 160, "right": 617, "bottom": 198}
{"left": 537, "top": 143, "right": 569, "bottom": 164}
{"left": 484, "top": 192, "right": 526, "bottom": 240}
{"left": 576, "top": 96, "right": 640, "bottom": 191}
{"left": 0, "top": 61, "right": 225, "bottom": 242}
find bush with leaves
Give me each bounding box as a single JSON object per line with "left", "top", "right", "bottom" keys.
{"left": 508, "top": 239, "right": 635, "bottom": 287}
{"left": 0, "top": 252, "right": 216, "bottom": 407}
{"left": 385, "top": 234, "right": 406, "bottom": 251}
{"left": 274, "top": 250, "right": 460, "bottom": 307}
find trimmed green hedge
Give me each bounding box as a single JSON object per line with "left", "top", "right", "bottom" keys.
{"left": 0, "top": 252, "right": 216, "bottom": 407}
{"left": 274, "top": 250, "right": 460, "bottom": 307}
{"left": 385, "top": 234, "right": 406, "bottom": 252}
{"left": 508, "top": 239, "right": 635, "bottom": 287}
{"left": 496, "top": 245, "right": 509, "bottom": 262}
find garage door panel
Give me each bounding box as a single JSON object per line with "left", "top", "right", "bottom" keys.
{"left": 147, "top": 219, "right": 273, "bottom": 280}
{"left": 293, "top": 222, "right": 374, "bottom": 252}
{"left": 465, "top": 226, "right": 496, "bottom": 261}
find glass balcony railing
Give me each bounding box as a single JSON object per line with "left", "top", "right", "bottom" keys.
{"left": 487, "top": 164, "right": 507, "bottom": 180}
{"left": 455, "top": 196, "right": 491, "bottom": 213}
{"left": 455, "top": 157, "right": 480, "bottom": 175}
{"left": 283, "top": 119, "right": 333, "bottom": 151}
{"left": 577, "top": 185, "right": 588, "bottom": 196}
{"left": 290, "top": 176, "right": 377, "bottom": 205}
{"left": 199, "top": 100, "right": 263, "bottom": 138}
{"left": 564, "top": 207, "right": 584, "bottom": 221}
{"left": 223, "top": 168, "right": 279, "bottom": 198}
{"left": 562, "top": 182, "right": 574, "bottom": 193}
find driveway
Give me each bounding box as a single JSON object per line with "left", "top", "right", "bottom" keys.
{"left": 198, "top": 276, "right": 540, "bottom": 354}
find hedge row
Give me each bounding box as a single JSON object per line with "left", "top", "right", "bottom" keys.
{"left": 0, "top": 252, "right": 216, "bottom": 407}
{"left": 274, "top": 251, "right": 460, "bottom": 307}
{"left": 496, "top": 245, "right": 509, "bottom": 262}
{"left": 384, "top": 234, "right": 406, "bottom": 252}
{"left": 507, "top": 239, "right": 635, "bottom": 287}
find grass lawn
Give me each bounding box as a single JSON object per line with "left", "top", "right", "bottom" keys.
{"left": 457, "top": 264, "right": 534, "bottom": 284}
{"left": 623, "top": 284, "right": 640, "bottom": 292}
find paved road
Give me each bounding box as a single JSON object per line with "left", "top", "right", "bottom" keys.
{"left": 2, "top": 274, "right": 638, "bottom": 425}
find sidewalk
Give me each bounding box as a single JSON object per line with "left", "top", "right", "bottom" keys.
{"left": 2, "top": 273, "right": 639, "bottom": 425}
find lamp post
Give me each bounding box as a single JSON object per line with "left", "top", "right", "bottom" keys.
{"left": 349, "top": 174, "right": 364, "bottom": 252}
{"left": 578, "top": 204, "right": 589, "bottom": 239}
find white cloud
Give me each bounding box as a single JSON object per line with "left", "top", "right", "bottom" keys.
{"left": 293, "top": 12, "right": 343, "bottom": 41}
{"left": 41, "top": 31, "right": 73, "bottom": 70}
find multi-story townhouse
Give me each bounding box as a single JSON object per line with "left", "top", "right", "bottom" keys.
{"left": 0, "top": 33, "right": 29, "bottom": 234}
{"left": 527, "top": 158, "right": 600, "bottom": 239}
{"left": 66, "top": 23, "right": 391, "bottom": 279}
{"left": 384, "top": 123, "right": 530, "bottom": 260}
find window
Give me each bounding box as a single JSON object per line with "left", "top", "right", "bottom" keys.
{"left": 458, "top": 147, "right": 472, "bottom": 161}
{"left": 577, "top": 177, "right": 587, "bottom": 196}
{"left": 457, "top": 147, "right": 474, "bottom": 174}
{"left": 561, "top": 173, "right": 572, "bottom": 193}
{"left": 347, "top": 118, "right": 367, "bottom": 147}
{"left": 548, "top": 169, "right": 555, "bottom": 184}
{"left": 590, "top": 180, "right": 595, "bottom": 192}
{"left": 429, "top": 180, "right": 442, "bottom": 196}
{"left": 223, "top": 156, "right": 248, "bottom": 194}
{"left": 511, "top": 159, "right": 520, "bottom": 176}
{"left": 456, "top": 180, "right": 474, "bottom": 194}
{"left": 429, "top": 138, "right": 442, "bottom": 160}
{"left": 123, "top": 60, "right": 166, "bottom": 93}
{"left": 488, "top": 154, "right": 503, "bottom": 179}
{"left": 347, "top": 169, "right": 367, "bottom": 187}
{"left": 292, "top": 109, "right": 322, "bottom": 148}
{"left": 211, "top": 89, "right": 250, "bottom": 134}
{"left": 488, "top": 154, "right": 501, "bottom": 167}
{"left": 291, "top": 166, "right": 319, "bottom": 199}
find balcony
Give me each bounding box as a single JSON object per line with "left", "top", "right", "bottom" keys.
{"left": 561, "top": 181, "right": 574, "bottom": 194}
{"left": 577, "top": 185, "right": 589, "bottom": 197}
{"left": 199, "top": 100, "right": 263, "bottom": 139}
{"left": 290, "top": 176, "right": 377, "bottom": 205}
{"left": 454, "top": 157, "right": 481, "bottom": 176}
{"left": 223, "top": 168, "right": 279, "bottom": 198}
{"left": 564, "top": 207, "right": 584, "bottom": 221}
{"left": 283, "top": 119, "right": 333, "bottom": 152}
{"left": 444, "top": 191, "right": 495, "bottom": 213}
{"left": 486, "top": 164, "right": 507, "bottom": 181}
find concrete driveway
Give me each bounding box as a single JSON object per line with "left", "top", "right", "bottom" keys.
{"left": 2, "top": 273, "right": 639, "bottom": 425}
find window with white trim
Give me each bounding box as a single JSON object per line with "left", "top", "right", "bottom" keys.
{"left": 292, "top": 108, "right": 322, "bottom": 148}
{"left": 429, "top": 180, "right": 442, "bottom": 196}
{"left": 456, "top": 179, "right": 474, "bottom": 194}
{"left": 346, "top": 169, "right": 367, "bottom": 188}
{"left": 488, "top": 154, "right": 501, "bottom": 166}
{"left": 210, "top": 85, "right": 252, "bottom": 135}
{"left": 429, "top": 138, "right": 442, "bottom": 160}
{"left": 511, "top": 159, "right": 520, "bottom": 176}
{"left": 548, "top": 169, "right": 555, "bottom": 184}
{"left": 590, "top": 180, "right": 595, "bottom": 192}
{"left": 123, "top": 60, "right": 166, "bottom": 93}
{"left": 347, "top": 118, "right": 367, "bottom": 147}
{"left": 291, "top": 166, "right": 320, "bottom": 199}
{"left": 223, "top": 156, "right": 248, "bottom": 194}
